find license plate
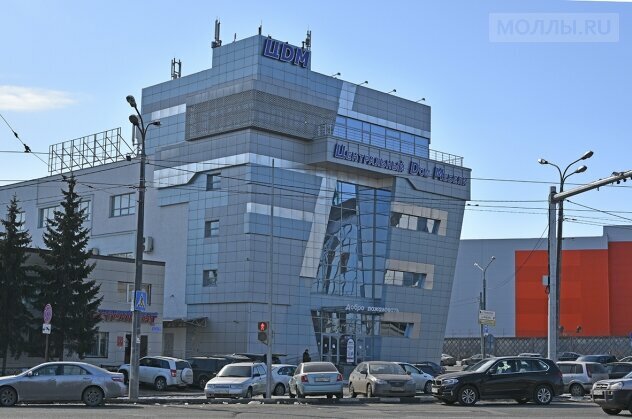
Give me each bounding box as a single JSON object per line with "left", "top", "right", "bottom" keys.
{"left": 431, "top": 387, "right": 439, "bottom": 394}
{"left": 391, "top": 387, "right": 403, "bottom": 391}
{"left": 315, "top": 377, "right": 329, "bottom": 382}
{"left": 593, "top": 389, "right": 603, "bottom": 396}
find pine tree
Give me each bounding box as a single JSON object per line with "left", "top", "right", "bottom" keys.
{"left": 36, "top": 176, "right": 102, "bottom": 360}
{"left": 0, "top": 196, "right": 33, "bottom": 375}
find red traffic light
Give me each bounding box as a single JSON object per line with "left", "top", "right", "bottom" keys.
{"left": 258, "top": 321, "right": 268, "bottom": 332}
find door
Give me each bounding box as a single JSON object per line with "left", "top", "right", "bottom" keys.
{"left": 17, "top": 364, "right": 58, "bottom": 401}
{"left": 125, "top": 334, "right": 148, "bottom": 364}
{"left": 321, "top": 334, "right": 340, "bottom": 364}
{"left": 483, "top": 360, "right": 521, "bottom": 398}
{"left": 255, "top": 365, "right": 267, "bottom": 395}
{"left": 55, "top": 364, "right": 90, "bottom": 401}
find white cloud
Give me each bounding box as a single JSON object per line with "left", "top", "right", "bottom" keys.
{"left": 0, "top": 85, "right": 76, "bottom": 111}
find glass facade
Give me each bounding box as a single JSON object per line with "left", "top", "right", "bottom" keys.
{"left": 330, "top": 116, "right": 430, "bottom": 158}
{"left": 312, "top": 181, "right": 391, "bottom": 298}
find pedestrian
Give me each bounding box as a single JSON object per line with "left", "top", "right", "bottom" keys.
{"left": 303, "top": 348, "right": 311, "bottom": 363}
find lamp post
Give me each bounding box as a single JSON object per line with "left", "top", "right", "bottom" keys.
{"left": 538, "top": 151, "right": 593, "bottom": 362}
{"left": 474, "top": 256, "right": 495, "bottom": 358}
{"left": 126, "top": 94, "right": 160, "bottom": 402}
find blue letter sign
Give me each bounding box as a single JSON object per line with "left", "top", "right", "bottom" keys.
{"left": 262, "top": 38, "right": 310, "bottom": 68}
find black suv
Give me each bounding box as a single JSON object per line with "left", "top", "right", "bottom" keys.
{"left": 187, "top": 356, "right": 234, "bottom": 389}
{"left": 431, "top": 356, "right": 563, "bottom": 406}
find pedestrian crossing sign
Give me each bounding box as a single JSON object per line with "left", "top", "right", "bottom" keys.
{"left": 134, "top": 290, "right": 147, "bottom": 312}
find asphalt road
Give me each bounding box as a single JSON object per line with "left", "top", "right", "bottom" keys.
{"left": 0, "top": 401, "right": 614, "bottom": 419}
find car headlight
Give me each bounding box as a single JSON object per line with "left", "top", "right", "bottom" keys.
{"left": 372, "top": 378, "right": 387, "bottom": 384}
{"left": 442, "top": 378, "right": 458, "bottom": 386}
{"left": 610, "top": 382, "right": 623, "bottom": 390}
{"left": 230, "top": 384, "right": 242, "bottom": 389}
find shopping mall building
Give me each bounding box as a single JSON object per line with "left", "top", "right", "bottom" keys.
{"left": 0, "top": 31, "right": 470, "bottom": 364}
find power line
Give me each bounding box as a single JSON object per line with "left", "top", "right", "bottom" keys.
{"left": 0, "top": 112, "right": 48, "bottom": 166}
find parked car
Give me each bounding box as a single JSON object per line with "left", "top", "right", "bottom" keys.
{"left": 232, "top": 353, "right": 282, "bottom": 364}
{"left": 413, "top": 361, "right": 446, "bottom": 376}
{"left": 460, "top": 354, "right": 495, "bottom": 367}
{"left": 605, "top": 363, "right": 632, "bottom": 380}
{"left": 431, "top": 356, "right": 564, "bottom": 406}
{"left": 187, "top": 356, "right": 234, "bottom": 389}
{"left": 204, "top": 362, "right": 267, "bottom": 398}
{"left": 349, "top": 361, "right": 416, "bottom": 398}
{"left": 397, "top": 362, "right": 434, "bottom": 393}
{"left": 558, "top": 352, "right": 582, "bottom": 362}
{"left": 271, "top": 364, "right": 297, "bottom": 396}
{"left": 288, "top": 361, "right": 343, "bottom": 398}
{"left": 576, "top": 355, "right": 618, "bottom": 364}
{"left": 0, "top": 362, "right": 126, "bottom": 407}
{"left": 591, "top": 371, "right": 632, "bottom": 415}
{"left": 619, "top": 356, "right": 632, "bottom": 363}
{"left": 557, "top": 361, "right": 609, "bottom": 397}
{"left": 118, "top": 356, "right": 193, "bottom": 390}
{"left": 441, "top": 354, "right": 456, "bottom": 366}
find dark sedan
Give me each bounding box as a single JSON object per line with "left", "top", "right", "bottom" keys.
{"left": 431, "top": 356, "right": 563, "bottom": 406}
{"left": 0, "top": 362, "right": 126, "bottom": 407}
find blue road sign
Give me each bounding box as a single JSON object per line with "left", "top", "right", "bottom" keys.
{"left": 134, "top": 290, "right": 147, "bottom": 312}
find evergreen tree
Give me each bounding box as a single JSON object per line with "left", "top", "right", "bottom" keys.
{"left": 0, "top": 196, "right": 33, "bottom": 375}
{"left": 36, "top": 176, "right": 102, "bottom": 360}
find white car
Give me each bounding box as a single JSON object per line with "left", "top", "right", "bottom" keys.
{"left": 397, "top": 362, "right": 434, "bottom": 393}
{"left": 118, "top": 356, "right": 193, "bottom": 390}
{"left": 205, "top": 362, "right": 267, "bottom": 398}
{"left": 271, "top": 364, "right": 297, "bottom": 395}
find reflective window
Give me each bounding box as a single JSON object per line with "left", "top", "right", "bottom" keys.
{"left": 384, "top": 270, "right": 426, "bottom": 288}
{"left": 38, "top": 205, "right": 60, "bottom": 228}
{"left": 86, "top": 332, "right": 109, "bottom": 358}
{"left": 204, "top": 220, "right": 219, "bottom": 238}
{"left": 111, "top": 193, "right": 136, "bottom": 217}
{"left": 203, "top": 269, "right": 218, "bottom": 286}
{"left": 206, "top": 174, "right": 221, "bottom": 191}
{"left": 380, "top": 322, "right": 413, "bottom": 338}
{"left": 391, "top": 212, "right": 441, "bottom": 235}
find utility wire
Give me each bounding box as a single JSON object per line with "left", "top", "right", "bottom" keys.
{"left": 0, "top": 112, "right": 48, "bottom": 166}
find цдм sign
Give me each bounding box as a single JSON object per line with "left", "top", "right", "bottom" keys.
{"left": 262, "top": 38, "right": 310, "bottom": 68}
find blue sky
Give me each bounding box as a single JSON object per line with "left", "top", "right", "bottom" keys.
{"left": 1, "top": 0, "right": 630, "bottom": 240}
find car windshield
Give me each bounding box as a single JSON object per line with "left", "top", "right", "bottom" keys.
{"left": 218, "top": 365, "right": 252, "bottom": 377}
{"left": 303, "top": 363, "right": 337, "bottom": 373}
{"left": 368, "top": 363, "right": 405, "bottom": 375}
{"left": 469, "top": 359, "right": 497, "bottom": 372}
{"left": 624, "top": 371, "right": 632, "bottom": 379}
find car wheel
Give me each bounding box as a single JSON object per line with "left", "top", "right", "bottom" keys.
{"left": 82, "top": 386, "right": 104, "bottom": 407}
{"left": 569, "top": 383, "right": 585, "bottom": 397}
{"left": 603, "top": 408, "right": 621, "bottom": 415}
{"left": 533, "top": 384, "right": 553, "bottom": 405}
{"left": 424, "top": 381, "right": 432, "bottom": 394}
{"left": 458, "top": 385, "right": 478, "bottom": 406}
{"left": 515, "top": 398, "right": 529, "bottom": 404}
{"left": 349, "top": 383, "right": 357, "bottom": 398}
{"left": 273, "top": 383, "right": 285, "bottom": 396}
{"left": 245, "top": 387, "right": 253, "bottom": 399}
{"left": 154, "top": 376, "right": 167, "bottom": 391}
{"left": 0, "top": 386, "right": 17, "bottom": 407}
{"left": 336, "top": 392, "right": 343, "bottom": 399}
{"left": 366, "top": 384, "right": 373, "bottom": 398}
{"left": 198, "top": 375, "right": 209, "bottom": 390}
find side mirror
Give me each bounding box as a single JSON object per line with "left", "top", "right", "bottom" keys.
{"left": 26, "top": 371, "right": 33, "bottom": 377}
{"left": 253, "top": 373, "right": 260, "bottom": 378}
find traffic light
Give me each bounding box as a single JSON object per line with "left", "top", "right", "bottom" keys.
{"left": 257, "top": 321, "right": 268, "bottom": 344}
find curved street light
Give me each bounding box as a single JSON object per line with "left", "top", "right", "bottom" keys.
{"left": 474, "top": 256, "right": 496, "bottom": 358}
{"left": 538, "top": 151, "right": 593, "bottom": 361}
{"left": 126, "top": 94, "right": 160, "bottom": 402}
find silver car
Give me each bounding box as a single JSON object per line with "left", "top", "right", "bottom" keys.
{"left": 271, "top": 364, "right": 297, "bottom": 396}
{"left": 204, "top": 362, "right": 267, "bottom": 398}
{"left": 288, "top": 362, "right": 344, "bottom": 398}
{"left": 349, "top": 361, "right": 416, "bottom": 398}
{"left": 397, "top": 362, "right": 434, "bottom": 393}
{"left": 0, "top": 362, "right": 126, "bottom": 407}
{"left": 557, "top": 361, "right": 609, "bottom": 397}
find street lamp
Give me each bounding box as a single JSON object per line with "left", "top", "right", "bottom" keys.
{"left": 474, "top": 256, "right": 495, "bottom": 359}
{"left": 126, "top": 94, "right": 160, "bottom": 402}
{"left": 538, "top": 151, "right": 593, "bottom": 361}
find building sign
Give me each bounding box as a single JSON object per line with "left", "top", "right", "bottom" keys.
{"left": 345, "top": 304, "right": 399, "bottom": 313}
{"left": 333, "top": 143, "right": 467, "bottom": 186}
{"left": 478, "top": 309, "right": 496, "bottom": 326}
{"left": 262, "top": 38, "right": 310, "bottom": 68}
{"left": 346, "top": 338, "right": 355, "bottom": 363}
{"left": 98, "top": 309, "right": 158, "bottom": 325}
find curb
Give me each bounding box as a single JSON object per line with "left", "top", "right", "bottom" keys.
{"left": 108, "top": 395, "right": 437, "bottom": 405}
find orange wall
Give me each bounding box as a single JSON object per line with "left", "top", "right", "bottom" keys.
{"left": 515, "top": 248, "right": 610, "bottom": 337}
{"left": 608, "top": 242, "right": 632, "bottom": 335}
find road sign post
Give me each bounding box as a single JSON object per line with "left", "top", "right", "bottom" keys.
{"left": 43, "top": 304, "right": 52, "bottom": 361}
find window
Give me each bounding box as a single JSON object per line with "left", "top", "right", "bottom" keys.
{"left": 385, "top": 270, "right": 426, "bottom": 288}
{"left": 204, "top": 220, "right": 219, "bottom": 238}
{"left": 86, "top": 331, "right": 108, "bottom": 358}
{"left": 118, "top": 282, "right": 152, "bottom": 305}
{"left": 80, "top": 200, "right": 92, "bottom": 221}
{"left": 109, "top": 252, "right": 134, "bottom": 259}
{"left": 380, "top": 322, "right": 413, "bottom": 338}
{"left": 38, "top": 205, "right": 60, "bottom": 228}
{"left": 203, "top": 269, "right": 218, "bottom": 286}
{"left": 15, "top": 211, "right": 26, "bottom": 231}
{"left": 206, "top": 174, "right": 220, "bottom": 191}
{"left": 111, "top": 193, "right": 136, "bottom": 217}
{"left": 391, "top": 212, "right": 441, "bottom": 234}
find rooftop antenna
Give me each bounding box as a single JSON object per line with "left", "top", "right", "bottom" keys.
{"left": 171, "top": 58, "right": 182, "bottom": 79}
{"left": 212, "top": 19, "right": 222, "bottom": 48}
{"left": 305, "top": 29, "right": 311, "bottom": 50}
{"left": 233, "top": 33, "right": 237, "bottom": 42}
{"left": 258, "top": 24, "right": 262, "bottom": 35}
